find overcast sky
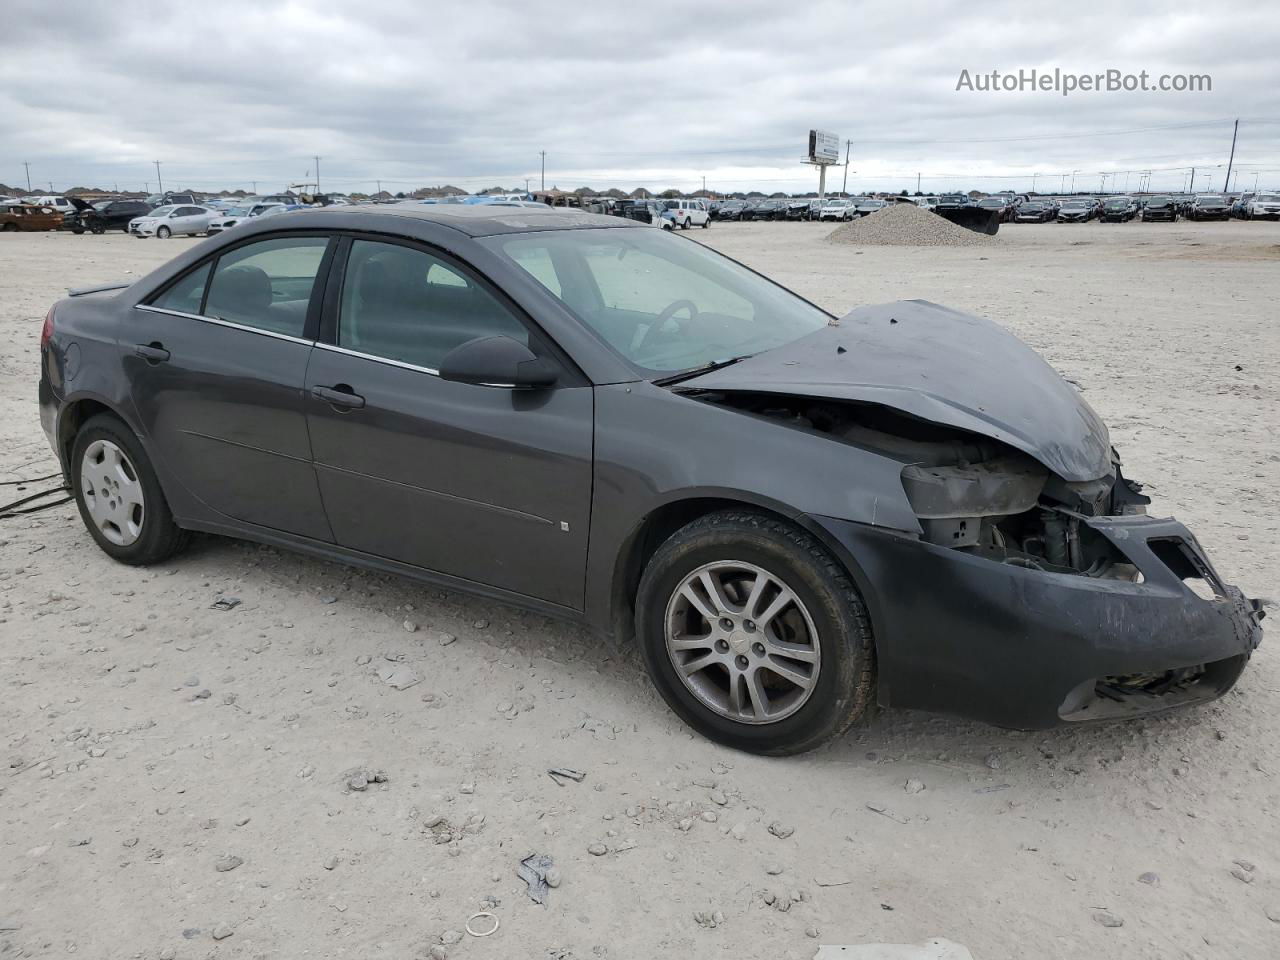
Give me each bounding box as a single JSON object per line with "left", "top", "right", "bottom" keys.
{"left": 3, "top": 0, "right": 1278, "bottom": 196}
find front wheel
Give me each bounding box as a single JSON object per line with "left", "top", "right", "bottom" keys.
{"left": 635, "top": 511, "right": 875, "bottom": 755}
{"left": 71, "top": 414, "right": 188, "bottom": 565}
{"left": 156, "top": 225, "right": 171, "bottom": 239}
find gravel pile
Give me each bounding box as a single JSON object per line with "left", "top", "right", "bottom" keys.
{"left": 826, "top": 201, "right": 997, "bottom": 247}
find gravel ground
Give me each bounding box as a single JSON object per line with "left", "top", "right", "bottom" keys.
{"left": 826, "top": 203, "right": 997, "bottom": 246}
{"left": 1, "top": 220, "right": 1278, "bottom": 960}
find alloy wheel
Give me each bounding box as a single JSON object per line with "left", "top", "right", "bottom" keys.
{"left": 664, "top": 560, "right": 821, "bottom": 724}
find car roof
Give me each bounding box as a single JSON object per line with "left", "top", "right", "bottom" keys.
{"left": 272, "top": 201, "right": 639, "bottom": 237}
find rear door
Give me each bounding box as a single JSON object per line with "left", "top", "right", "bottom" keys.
{"left": 127, "top": 233, "right": 336, "bottom": 540}
{"left": 304, "top": 235, "right": 593, "bottom": 609}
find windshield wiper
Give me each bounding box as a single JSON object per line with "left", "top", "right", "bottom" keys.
{"left": 652, "top": 354, "right": 752, "bottom": 387}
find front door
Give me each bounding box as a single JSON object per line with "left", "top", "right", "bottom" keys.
{"left": 304, "top": 237, "right": 593, "bottom": 609}
{"left": 126, "top": 234, "right": 334, "bottom": 540}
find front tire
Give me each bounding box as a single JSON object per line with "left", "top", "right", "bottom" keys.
{"left": 635, "top": 511, "right": 875, "bottom": 755}
{"left": 156, "top": 226, "right": 171, "bottom": 239}
{"left": 71, "top": 414, "right": 188, "bottom": 565}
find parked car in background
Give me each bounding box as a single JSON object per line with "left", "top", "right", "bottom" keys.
{"left": 783, "top": 199, "right": 812, "bottom": 221}
{"left": 144, "top": 192, "right": 199, "bottom": 207}
{"left": 975, "top": 196, "right": 1016, "bottom": 222}
{"left": 1244, "top": 194, "right": 1280, "bottom": 220}
{"left": 935, "top": 194, "right": 971, "bottom": 211}
{"left": 623, "top": 200, "right": 671, "bottom": 228}
{"left": 1140, "top": 196, "right": 1178, "bottom": 222}
{"left": 713, "top": 199, "right": 749, "bottom": 221}
{"left": 1187, "top": 195, "right": 1231, "bottom": 221}
{"left": 27, "top": 196, "right": 79, "bottom": 217}
{"left": 854, "top": 198, "right": 886, "bottom": 217}
{"left": 67, "top": 198, "right": 154, "bottom": 234}
{"left": 818, "top": 198, "right": 855, "bottom": 221}
{"left": 1100, "top": 197, "right": 1139, "bottom": 222}
{"left": 662, "top": 199, "right": 710, "bottom": 229}
{"left": 1013, "top": 200, "right": 1055, "bottom": 223}
{"left": 129, "top": 204, "right": 216, "bottom": 238}
{"left": 1056, "top": 199, "right": 1096, "bottom": 222}
{"left": 1, "top": 201, "right": 64, "bottom": 232}
{"left": 752, "top": 199, "right": 789, "bottom": 220}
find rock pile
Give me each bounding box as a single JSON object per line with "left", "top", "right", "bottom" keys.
{"left": 826, "top": 201, "right": 997, "bottom": 247}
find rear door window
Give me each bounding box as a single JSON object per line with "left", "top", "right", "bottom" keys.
{"left": 203, "top": 236, "right": 329, "bottom": 337}
{"left": 151, "top": 263, "right": 212, "bottom": 315}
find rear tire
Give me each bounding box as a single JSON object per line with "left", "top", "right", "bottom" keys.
{"left": 635, "top": 510, "right": 875, "bottom": 755}
{"left": 701, "top": 218, "right": 709, "bottom": 228}
{"left": 71, "top": 414, "right": 189, "bottom": 565}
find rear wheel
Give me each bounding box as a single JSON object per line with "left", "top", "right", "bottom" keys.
{"left": 636, "top": 511, "right": 875, "bottom": 755}
{"left": 71, "top": 414, "right": 188, "bottom": 565}
{"left": 700, "top": 217, "right": 710, "bottom": 228}
{"left": 680, "top": 217, "right": 690, "bottom": 230}
{"left": 2, "top": 222, "right": 17, "bottom": 232}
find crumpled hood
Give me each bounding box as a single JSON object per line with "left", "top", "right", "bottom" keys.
{"left": 679, "top": 299, "right": 1112, "bottom": 483}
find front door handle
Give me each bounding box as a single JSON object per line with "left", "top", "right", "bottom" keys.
{"left": 312, "top": 384, "right": 366, "bottom": 409}
{"left": 133, "top": 342, "right": 170, "bottom": 363}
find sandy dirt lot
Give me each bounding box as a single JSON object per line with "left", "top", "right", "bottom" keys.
{"left": 1, "top": 219, "right": 1277, "bottom": 960}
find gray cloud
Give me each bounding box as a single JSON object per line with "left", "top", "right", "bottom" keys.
{"left": 2, "top": 0, "right": 1277, "bottom": 195}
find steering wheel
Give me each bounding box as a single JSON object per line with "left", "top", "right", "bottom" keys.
{"left": 638, "top": 299, "right": 698, "bottom": 354}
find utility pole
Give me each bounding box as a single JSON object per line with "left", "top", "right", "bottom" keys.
{"left": 23, "top": 161, "right": 31, "bottom": 192}
{"left": 1031, "top": 172, "right": 1038, "bottom": 193}
{"left": 1060, "top": 173, "right": 1066, "bottom": 192}
{"left": 1188, "top": 167, "right": 1195, "bottom": 193}
{"left": 916, "top": 171, "right": 921, "bottom": 194}
{"left": 540, "top": 151, "right": 546, "bottom": 191}
{"left": 1223, "top": 118, "right": 1238, "bottom": 192}
{"left": 252, "top": 181, "right": 257, "bottom": 194}
{"left": 1253, "top": 172, "right": 1260, "bottom": 192}
{"left": 376, "top": 179, "right": 382, "bottom": 195}
{"left": 154, "top": 161, "right": 163, "bottom": 194}
{"left": 524, "top": 178, "right": 530, "bottom": 193}
{"left": 702, "top": 175, "right": 706, "bottom": 195}
{"left": 841, "top": 140, "right": 851, "bottom": 194}
{"left": 1070, "top": 169, "right": 1079, "bottom": 192}
{"left": 314, "top": 155, "right": 321, "bottom": 192}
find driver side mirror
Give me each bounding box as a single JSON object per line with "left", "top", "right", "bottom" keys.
{"left": 439, "top": 336, "right": 559, "bottom": 389}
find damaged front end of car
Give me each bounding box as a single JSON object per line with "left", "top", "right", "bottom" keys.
{"left": 676, "top": 302, "right": 1264, "bottom": 728}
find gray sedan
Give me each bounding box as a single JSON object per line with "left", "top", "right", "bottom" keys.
{"left": 38, "top": 204, "right": 1263, "bottom": 754}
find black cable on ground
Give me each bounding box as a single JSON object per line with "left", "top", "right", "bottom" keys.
{"left": 0, "top": 485, "right": 73, "bottom": 520}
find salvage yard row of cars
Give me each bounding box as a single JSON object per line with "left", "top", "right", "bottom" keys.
{"left": 3, "top": 189, "right": 1278, "bottom": 236}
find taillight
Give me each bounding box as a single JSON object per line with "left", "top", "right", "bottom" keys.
{"left": 40, "top": 307, "right": 55, "bottom": 351}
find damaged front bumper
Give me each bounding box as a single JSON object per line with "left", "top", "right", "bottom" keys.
{"left": 810, "top": 512, "right": 1264, "bottom": 729}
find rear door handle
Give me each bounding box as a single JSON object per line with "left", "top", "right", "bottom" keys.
{"left": 133, "top": 343, "right": 170, "bottom": 363}
{"left": 311, "top": 385, "right": 366, "bottom": 409}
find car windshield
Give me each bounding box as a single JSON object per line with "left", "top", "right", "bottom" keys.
{"left": 826, "top": 199, "right": 849, "bottom": 206}
{"left": 1259, "top": 194, "right": 1280, "bottom": 203}
{"left": 1064, "top": 201, "right": 1088, "bottom": 208}
{"left": 1198, "top": 196, "right": 1226, "bottom": 203}
{"left": 148, "top": 205, "right": 175, "bottom": 217}
{"left": 977, "top": 199, "right": 1004, "bottom": 207}
{"left": 483, "top": 227, "right": 831, "bottom": 374}
{"left": 226, "top": 205, "right": 252, "bottom": 216}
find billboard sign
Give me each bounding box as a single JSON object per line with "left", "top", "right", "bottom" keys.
{"left": 807, "top": 129, "right": 840, "bottom": 165}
